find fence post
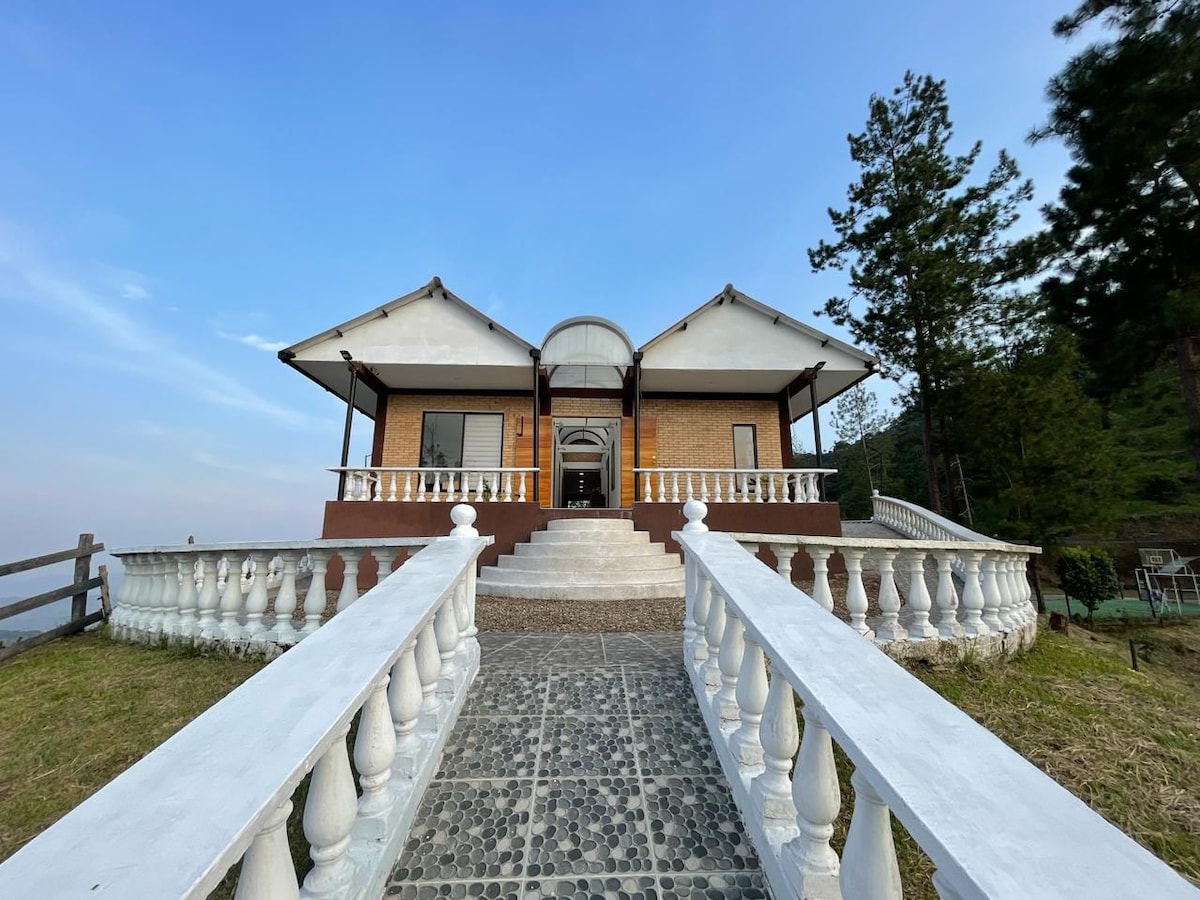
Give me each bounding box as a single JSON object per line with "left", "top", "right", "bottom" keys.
{"left": 71, "top": 533, "right": 95, "bottom": 623}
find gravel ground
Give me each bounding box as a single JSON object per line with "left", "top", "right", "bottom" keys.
{"left": 475, "top": 596, "right": 684, "bottom": 632}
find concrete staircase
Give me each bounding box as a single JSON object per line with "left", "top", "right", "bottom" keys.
{"left": 476, "top": 518, "right": 685, "bottom": 601}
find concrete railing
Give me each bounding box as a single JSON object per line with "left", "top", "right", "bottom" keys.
{"left": 110, "top": 537, "right": 443, "bottom": 651}
{"left": 729, "top": 532, "right": 1039, "bottom": 653}
{"left": 674, "top": 502, "right": 1196, "bottom": 899}
{"left": 0, "top": 505, "right": 490, "bottom": 900}
{"left": 872, "top": 491, "right": 1000, "bottom": 544}
{"left": 633, "top": 467, "right": 836, "bottom": 504}
{"left": 332, "top": 466, "right": 538, "bottom": 503}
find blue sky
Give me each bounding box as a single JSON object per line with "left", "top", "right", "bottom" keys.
{"left": 0, "top": 0, "right": 1080, "bottom": 606}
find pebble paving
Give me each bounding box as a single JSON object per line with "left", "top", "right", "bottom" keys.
{"left": 386, "top": 632, "right": 765, "bottom": 899}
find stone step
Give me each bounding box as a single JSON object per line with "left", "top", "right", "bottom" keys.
{"left": 475, "top": 578, "right": 685, "bottom": 601}
{"left": 496, "top": 552, "right": 682, "bottom": 572}
{"left": 528, "top": 529, "right": 650, "bottom": 544}
{"left": 478, "top": 566, "right": 685, "bottom": 586}
{"left": 513, "top": 541, "right": 670, "bottom": 559}
{"left": 545, "top": 518, "right": 636, "bottom": 532}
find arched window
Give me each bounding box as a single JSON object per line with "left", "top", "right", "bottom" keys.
{"left": 541, "top": 317, "right": 635, "bottom": 389}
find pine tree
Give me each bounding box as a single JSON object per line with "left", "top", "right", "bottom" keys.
{"left": 809, "top": 72, "right": 1039, "bottom": 515}
{"left": 1035, "top": 0, "right": 1200, "bottom": 476}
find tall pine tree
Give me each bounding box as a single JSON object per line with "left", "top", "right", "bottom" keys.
{"left": 809, "top": 73, "right": 1039, "bottom": 515}
{"left": 1036, "top": 0, "right": 1200, "bottom": 477}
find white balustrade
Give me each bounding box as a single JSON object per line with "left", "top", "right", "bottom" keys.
{"left": 330, "top": 467, "right": 538, "bottom": 502}
{"left": 112, "top": 536, "right": 461, "bottom": 651}
{"left": 674, "top": 499, "right": 1196, "bottom": 900}
{"left": 634, "top": 468, "right": 836, "bottom": 503}
{"left": 0, "top": 507, "right": 491, "bottom": 900}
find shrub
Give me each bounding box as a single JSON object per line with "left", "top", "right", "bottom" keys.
{"left": 1055, "top": 547, "right": 1121, "bottom": 625}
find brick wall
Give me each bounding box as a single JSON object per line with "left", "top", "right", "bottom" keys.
{"left": 381, "top": 394, "right": 533, "bottom": 467}
{"left": 550, "top": 397, "right": 622, "bottom": 418}
{"left": 642, "top": 398, "right": 782, "bottom": 468}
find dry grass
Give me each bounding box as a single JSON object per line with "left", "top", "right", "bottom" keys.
{"left": 0, "top": 627, "right": 264, "bottom": 862}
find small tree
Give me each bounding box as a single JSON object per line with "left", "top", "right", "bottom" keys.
{"left": 1055, "top": 547, "right": 1120, "bottom": 625}
{"left": 831, "top": 384, "right": 892, "bottom": 493}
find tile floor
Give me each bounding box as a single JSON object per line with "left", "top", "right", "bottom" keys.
{"left": 386, "top": 632, "right": 766, "bottom": 900}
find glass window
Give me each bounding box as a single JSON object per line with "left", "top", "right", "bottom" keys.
{"left": 420, "top": 413, "right": 502, "bottom": 468}
{"left": 733, "top": 424, "right": 757, "bottom": 469}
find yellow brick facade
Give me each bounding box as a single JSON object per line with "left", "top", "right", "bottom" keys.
{"left": 380, "top": 394, "right": 532, "bottom": 467}
{"left": 642, "top": 398, "right": 783, "bottom": 468}
{"left": 550, "top": 397, "right": 623, "bottom": 418}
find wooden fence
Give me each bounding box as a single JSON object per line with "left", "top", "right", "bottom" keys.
{"left": 0, "top": 533, "right": 109, "bottom": 663}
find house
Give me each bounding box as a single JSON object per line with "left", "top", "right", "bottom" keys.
{"left": 279, "top": 277, "right": 878, "bottom": 583}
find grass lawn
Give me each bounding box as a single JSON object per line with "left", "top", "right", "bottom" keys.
{"left": 0, "top": 627, "right": 264, "bottom": 862}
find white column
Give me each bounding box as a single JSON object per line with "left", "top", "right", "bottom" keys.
{"left": 751, "top": 665, "right": 798, "bottom": 821}
{"left": 302, "top": 550, "right": 330, "bottom": 635}
{"left": 175, "top": 552, "right": 199, "bottom": 638}
{"left": 980, "top": 554, "right": 1004, "bottom": 632}
{"left": 403, "top": 472, "right": 413, "bottom": 502}
{"left": 692, "top": 574, "right": 711, "bottom": 664}
{"left": 416, "top": 620, "right": 442, "bottom": 718}
{"left": 772, "top": 543, "right": 797, "bottom": 584}
{"left": 354, "top": 674, "right": 396, "bottom": 830}
{"left": 699, "top": 472, "right": 709, "bottom": 502}
{"left": 301, "top": 733, "right": 358, "bottom": 897}
{"left": 840, "top": 770, "right": 903, "bottom": 900}
{"left": 272, "top": 551, "right": 300, "bottom": 644}
{"left": 389, "top": 646, "right": 423, "bottom": 776}
{"left": 517, "top": 470, "right": 528, "bottom": 502}
{"left": 904, "top": 548, "right": 937, "bottom": 639}
{"left": 196, "top": 552, "right": 222, "bottom": 640}
{"left": 842, "top": 548, "right": 873, "bottom": 638}
{"left": 809, "top": 546, "right": 834, "bottom": 612}
{"left": 703, "top": 590, "right": 725, "bottom": 691}
{"left": 434, "top": 596, "right": 459, "bottom": 685}
{"left": 783, "top": 705, "right": 842, "bottom": 900}
{"left": 959, "top": 550, "right": 989, "bottom": 637}
{"left": 731, "top": 633, "right": 767, "bottom": 770}
{"left": 234, "top": 799, "right": 298, "bottom": 900}
{"left": 244, "top": 551, "right": 271, "bottom": 640}
{"left": 874, "top": 548, "right": 905, "bottom": 642}
{"left": 932, "top": 550, "right": 964, "bottom": 638}
{"left": 717, "top": 609, "right": 744, "bottom": 727}
{"left": 335, "top": 549, "right": 362, "bottom": 612}
{"left": 219, "top": 554, "right": 246, "bottom": 640}
{"left": 656, "top": 472, "right": 666, "bottom": 503}
{"left": 158, "top": 554, "right": 182, "bottom": 637}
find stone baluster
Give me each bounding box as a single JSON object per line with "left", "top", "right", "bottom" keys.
{"left": 243, "top": 551, "right": 271, "bottom": 640}
{"left": 903, "top": 548, "right": 937, "bottom": 639}
{"left": 416, "top": 472, "right": 426, "bottom": 502}
{"left": 157, "top": 554, "right": 181, "bottom": 636}
{"left": 301, "top": 732, "right": 358, "bottom": 898}
{"left": 739, "top": 473, "right": 750, "bottom": 503}
{"left": 134, "top": 555, "right": 159, "bottom": 633}
{"left": 1001, "top": 558, "right": 1020, "bottom": 626}
{"left": 446, "top": 472, "right": 457, "bottom": 503}
{"left": 931, "top": 550, "right": 963, "bottom": 638}
{"left": 399, "top": 471, "right": 411, "bottom": 502}
{"left": 685, "top": 471, "right": 694, "bottom": 501}
{"left": 703, "top": 589, "right": 726, "bottom": 691}
{"left": 389, "top": 646, "right": 423, "bottom": 776}
{"left": 354, "top": 674, "right": 396, "bottom": 833}
{"left": 219, "top": 554, "right": 246, "bottom": 640}
{"left": 517, "top": 470, "right": 528, "bottom": 502}
{"left": 840, "top": 770, "right": 903, "bottom": 900}
{"left": 656, "top": 471, "right": 666, "bottom": 502}
{"left": 771, "top": 542, "right": 797, "bottom": 584}
{"left": 434, "top": 595, "right": 459, "bottom": 686}
{"left": 302, "top": 550, "right": 330, "bottom": 634}
{"left": 682, "top": 557, "right": 699, "bottom": 655}
{"left": 752, "top": 665, "right": 799, "bottom": 821}
{"left": 196, "top": 552, "right": 223, "bottom": 640}
{"left": 958, "top": 550, "right": 989, "bottom": 636}
{"left": 642, "top": 471, "right": 652, "bottom": 502}
{"left": 697, "top": 471, "right": 708, "bottom": 502}
{"left": 1017, "top": 555, "right": 1035, "bottom": 623}
{"left": 809, "top": 546, "right": 834, "bottom": 612}
{"left": 121, "top": 554, "right": 144, "bottom": 632}
{"left": 335, "top": 549, "right": 362, "bottom": 612}
{"left": 732, "top": 632, "right": 767, "bottom": 770}
{"left": 498, "top": 471, "right": 510, "bottom": 502}
{"left": 784, "top": 704, "right": 842, "bottom": 899}
{"left": 874, "top": 548, "right": 906, "bottom": 642}
{"left": 842, "top": 548, "right": 873, "bottom": 637}
{"left": 727, "top": 472, "right": 737, "bottom": 503}
{"left": 430, "top": 472, "right": 442, "bottom": 502}
{"left": 175, "top": 551, "right": 199, "bottom": 637}
{"left": 669, "top": 472, "right": 679, "bottom": 503}
{"left": 233, "top": 799, "right": 297, "bottom": 900}
{"left": 416, "top": 620, "right": 442, "bottom": 719}
{"left": 766, "top": 472, "right": 777, "bottom": 502}
{"left": 993, "top": 556, "right": 1014, "bottom": 630}
{"left": 692, "top": 574, "right": 711, "bottom": 664}
{"left": 341, "top": 474, "right": 355, "bottom": 501}
{"left": 270, "top": 551, "right": 300, "bottom": 644}
{"left": 452, "top": 578, "right": 470, "bottom": 664}
{"left": 717, "top": 608, "right": 744, "bottom": 726}
{"left": 980, "top": 554, "right": 1004, "bottom": 632}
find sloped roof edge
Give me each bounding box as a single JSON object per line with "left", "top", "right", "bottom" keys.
{"left": 638, "top": 283, "right": 879, "bottom": 368}
{"left": 279, "top": 276, "right": 537, "bottom": 359}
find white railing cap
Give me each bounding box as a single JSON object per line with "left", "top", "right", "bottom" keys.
{"left": 728, "top": 531, "right": 1041, "bottom": 555}
{"left": 0, "top": 537, "right": 490, "bottom": 899}
{"left": 633, "top": 467, "right": 837, "bottom": 474}
{"left": 674, "top": 529, "right": 1194, "bottom": 899}
{"left": 873, "top": 493, "right": 1010, "bottom": 545}
{"left": 328, "top": 466, "right": 540, "bottom": 473}
{"left": 109, "top": 536, "right": 454, "bottom": 557}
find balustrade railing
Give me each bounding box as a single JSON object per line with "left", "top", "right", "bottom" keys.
{"left": 111, "top": 538, "right": 445, "bottom": 649}
{"left": 332, "top": 466, "right": 538, "bottom": 503}
{"left": 0, "top": 505, "right": 490, "bottom": 900}
{"left": 633, "top": 467, "right": 835, "bottom": 504}
{"left": 729, "top": 531, "right": 1039, "bottom": 647}
{"left": 674, "top": 502, "right": 1196, "bottom": 899}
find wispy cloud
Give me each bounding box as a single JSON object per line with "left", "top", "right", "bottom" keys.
{"left": 0, "top": 222, "right": 316, "bottom": 429}
{"left": 121, "top": 282, "right": 151, "bottom": 301}
{"left": 218, "top": 331, "right": 289, "bottom": 353}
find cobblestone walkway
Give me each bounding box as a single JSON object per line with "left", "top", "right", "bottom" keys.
{"left": 386, "top": 632, "right": 766, "bottom": 900}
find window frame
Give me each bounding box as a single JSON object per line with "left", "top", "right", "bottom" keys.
{"left": 732, "top": 423, "right": 758, "bottom": 469}
{"left": 419, "top": 411, "right": 505, "bottom": 469}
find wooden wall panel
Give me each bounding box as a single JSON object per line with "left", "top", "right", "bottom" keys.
{"left": 538, "top": 415, "right": 553, "bottom": 507}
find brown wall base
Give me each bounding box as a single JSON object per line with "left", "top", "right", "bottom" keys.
{"left": 321, "top": 500, "right": 844, "bottom": 589}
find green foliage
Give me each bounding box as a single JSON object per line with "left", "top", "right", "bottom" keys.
{"left": 1036, "top": 0, "right": 1200, "bottom": 476}
{"left": 830, "top": 384, "right": 893, "bottom": 495}
{"left": 809, "top": 71, "right": 1041, "bottom": 514}
{"left": 1056, "top": 547, "right": 1122, "bottom": 623}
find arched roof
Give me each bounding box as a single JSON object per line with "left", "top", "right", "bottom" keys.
{"left": 541, "top": 316, "right": 635, "bottom": 389}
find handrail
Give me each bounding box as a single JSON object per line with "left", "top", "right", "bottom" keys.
{"left": 0, "top": 530, "right": 490, "bottom": 899}
{"left": 728, "top": 531, "right": 1039, "bottom": 554}
{"left": 872, "top": 491, "right": 1006, "bottom": 545}
{"left": 633, "top": 467, "right": 838, "bottom": 474}
{"left": 674, "top": 519, "right": 1195, "bottom": 899}
{"left": 632, "top": 467, "right": 836, "bottom": 503}
{"left": 330, "top": 466, "right": 539, "bottom": 502}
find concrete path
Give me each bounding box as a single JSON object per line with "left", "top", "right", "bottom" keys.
{"left": 386, "top": 632, "right": 766, "bottom": 899}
